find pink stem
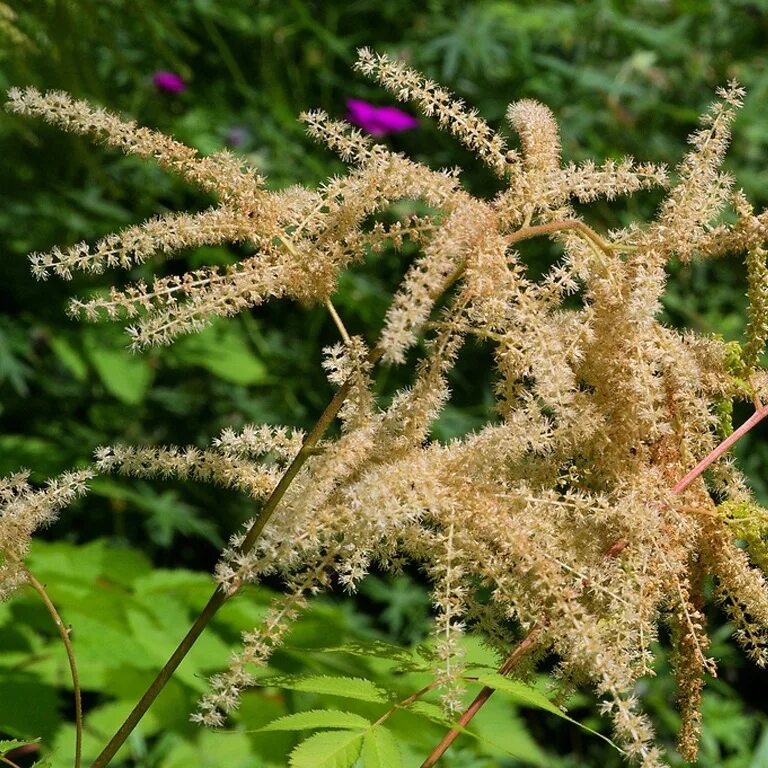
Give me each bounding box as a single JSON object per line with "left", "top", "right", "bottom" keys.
{"left": 672, "top": 402, "right": 768, "bottom": 495}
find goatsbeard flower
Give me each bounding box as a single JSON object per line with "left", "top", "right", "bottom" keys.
{"left": 152, "top": 71, "right": 186, "bottom": 94}
{"left": 345, "top": 98, "right": 418, "bottom": 136}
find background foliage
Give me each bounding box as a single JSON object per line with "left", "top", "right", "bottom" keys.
{"left": 2, "top": 1, "right": 768, "bottom": 765}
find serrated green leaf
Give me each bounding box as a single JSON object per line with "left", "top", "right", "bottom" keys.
{"left": 259, "top": 709, "right": 370, "bottom": 732}
{"left": 309, "top": 639, "right": 415, "bottom": 663}
{"left": 362, "top": 726, "right": 401, "bottom": 768}
{"left": 307, "top": 637, "right": 431, "bottom": 674}
{"left": 405, "top": 700, "right": 454, "bottom": 728}
{"left": 289, "top": 730, "right": 363, "bottom": 768}
{"left": 0, "top": 738, "right": 37, "bottom": 754}
{"left": 257, "top": 675, "right": 387, "bottom": 703}
{"left": 476, "top": 674, "right": 621, "bottom": 751}
{"left": 475, "top": 674, "right": 562, "bottom": 715}
{"left": 27, "top": 539, "right": 105, "bottom": 585}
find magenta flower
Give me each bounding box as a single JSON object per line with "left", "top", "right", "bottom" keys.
{"left": 152, "top": 71, "right": 186, "bottom": 94}
{"left": 345, "top": 98, "right": 418, "bottom": 137}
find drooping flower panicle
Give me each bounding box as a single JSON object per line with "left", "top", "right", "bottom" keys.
{"left": 5, "top": 49, "right": 768, "bottom": 768}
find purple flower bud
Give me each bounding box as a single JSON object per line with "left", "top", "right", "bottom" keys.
{"left": 152, "top": 71, "right": 186, "bottom": 94}
{"left": 345, "top": 98, "right": 418, "bottom": 137}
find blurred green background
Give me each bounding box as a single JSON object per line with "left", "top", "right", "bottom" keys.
{"left": 2, "top": 1, "right": 768, "bottom": 766}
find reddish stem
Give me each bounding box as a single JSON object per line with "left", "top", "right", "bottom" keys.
{"left": 672, "top": 402, "right": 768, "bottom": 495}
{"left": 420, "top": 622, "right": 544, "bottom": 768}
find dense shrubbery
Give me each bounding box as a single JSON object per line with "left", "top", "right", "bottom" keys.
{"left": 3, "top": 2, "right": 768, "bottom": 767}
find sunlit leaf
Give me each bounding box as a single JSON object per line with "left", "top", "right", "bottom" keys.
{"left": 259, "top": 709, "right": 370, "bottom": 732}
{"left": 289, "top": 730, "right": 364, "bottom": 768}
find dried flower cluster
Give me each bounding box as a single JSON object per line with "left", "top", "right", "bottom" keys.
{"left": 5, "top": 49, "right": 768, "bottom": 766}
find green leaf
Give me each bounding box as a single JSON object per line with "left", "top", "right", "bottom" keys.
{"left": 0, "top": 674, "right": 60, "bottom": 741}
{"left": 0, "top": 738, "right": 37, "bottom": 754}
{"left": 476, "top": 674, "right": 621, "bottom": 751}
{"left": 27, "top": 539, "right": 106, "bottom": 585}
{"left": 310, "top": 639, "right": 415, "bottom": 664}
{"left": 749, "top": 724, "right": 768, "bottom": 768}
{"left": 94, "top": 545, "right": 153, "bottom": 588}
{"left": 171, "top": 320, "right": 267, "bottom": 385}
{"left": 154, "top": 728, "right": 256, "bottom": 768}
{"left": 257, "top": 675, "right": 387, "bottom": 703}
{"left": 362, "top": 726, "right": 402, "bottom": 768}
{"left": 475, "top": 674, "right": 563, "bottom": 715}
{"left": 83, "top": 332, "right": 152, "bottom": 404}
{"left": 289, "top": 730, "right": 364, "bottom": 768}
{"left": 49, "top": 336, "right": 87, "bottom": 381}
{"left": 133, "top": 568, "right": 217, "bottom": 599}
{"left": 124, "top": 605, "right": 231, "bottom": 691}
{"left": 259, "top": 709, "right": 370, "bottom": 732}
{"left": 405, "top": 701, "right": 454, "bottom": 728}
{"left": 406, "top": 699, "right": 549, "bottom": 764}
{"left": 467, "top": 696, "right": 549, "bottom": 765}
{"left": 91, "top": 479, "right": 222, "bottom": 548}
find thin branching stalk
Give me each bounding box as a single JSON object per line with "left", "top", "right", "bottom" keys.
{"left": 505, "top": 219, "right": 616, "bottom": 256}
{"left": 325, "top": 298, "right": 352, "bottom": 345}
{"left": 372, "top": 682, "right": 438, "bottom": 728}
{"left": 25, "top": 570, "right": 82, "bottom": 768}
